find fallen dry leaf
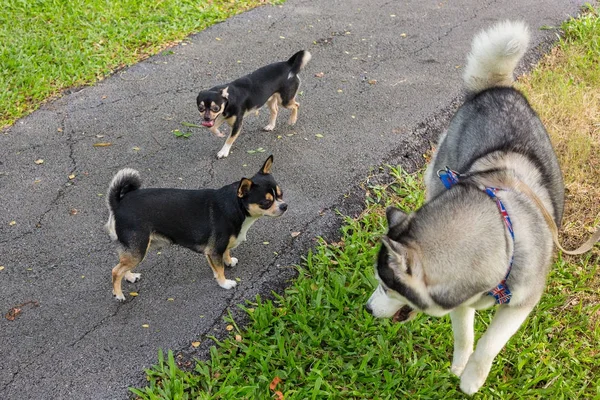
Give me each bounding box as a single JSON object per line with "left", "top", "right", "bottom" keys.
{"left": 235, "top": 334, "right": 242, "bottom": 342}
{"left": 34, "top": 159, "right": 44, "bottom": 165}
{"left": 142, "top": 324, "right": 149, "bottom": 328}
{"left": 68, "top": 174, "right": 76, "bottom": 180}
{"left": 191, "top": 341, "right": 201, "bottom": 348}
{"left": 93, "top": 142, "right": 112, "bottom": 147}
{"left": 291, "top": 231, "right": 301, "bottom": 238}
{"left": 0, "top": 266, "right": 5, "bottom": 271}
{"left": 129, "top": 292, "right": 139, "bottom": 297}
{"left": 274, "top": 391, "right": 284, "bottom": 400}
{"left": 5, "top": 300, "right": 39, "bottom": 321}
{"left": 69, "top": 209, "right": 78, "bottom": 216}
{"left": 225, "top": 324, "right": 234, "bottom": 331}
{"left": 368, "top": 79, "right": 377, "bottom": 85}
{"left": 6, "top": 308, "right": 21, "bottom": 321}
{"left": 314, "top": 72, "right": 325, "bottom": 78}
{"left": 269, "top": 376, "right": 282, "bottom": 390}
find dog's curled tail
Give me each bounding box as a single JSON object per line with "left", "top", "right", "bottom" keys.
{"left": 287, "top": 50, "right": 312, "bottom": 77}
{"left": 104, "top": 168, "right": 141, "bottom": 240}
{"left": 463, "top": 20, "right": 530, "bottom": 93}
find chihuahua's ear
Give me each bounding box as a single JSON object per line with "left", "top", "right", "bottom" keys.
{"left": 237, "top": 178, "right": 253, "bottom": 198}
{"left": 260, "top": 155, "right": 274, "bottom": 175}
{"left": 220, "top": 86, "right": 229, "bottom": 99}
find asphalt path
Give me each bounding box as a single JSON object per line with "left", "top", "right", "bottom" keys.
{"left": 0, "top": 0, "right": 587, "bottom": 398}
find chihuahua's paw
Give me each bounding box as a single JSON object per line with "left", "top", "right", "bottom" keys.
{"left": 113, "top": 291, "right": 126, "bottom": 302}
{"left": 213, "top": 130, "right": 225, "bottom": 138}
{"left": 226, "top": 257, "right": 238, "bottom": 267}
{"left": 288, "top": 116, "right": 297, "bottom": 125}
{"left": 125, "top": 272, "right": 141, "bottom": 283}
{"left": 216, "top": 149, "right": 230, "bottom": 159}
{"left": 263, "top": 123, "right": 275, "bottom": 131}
{"left": 219, "top": 279, "right": 237, "bottom": 290}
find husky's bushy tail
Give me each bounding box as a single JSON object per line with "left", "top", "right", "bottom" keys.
{"left": 104, "top": 168, "right": 141, "bottom": 240}
{"left": 463, "top": 21, "right": 530, "bottom": 93}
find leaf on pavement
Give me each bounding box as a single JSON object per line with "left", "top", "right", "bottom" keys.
{"left": 34, "top": 159, "right": 44, "bottom": 164}
{"left": 93, "top": 142, "right": 112, "bottom": 147}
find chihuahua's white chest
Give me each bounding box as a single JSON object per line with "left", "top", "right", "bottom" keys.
{"left": 232, "top": 217, "right": 259, "bottom": 248}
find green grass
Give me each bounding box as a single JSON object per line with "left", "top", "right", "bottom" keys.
{"left": 0, "top": 0, "right": 281, "bottom": 128}
{"left": 131, "top": 8, "right": 600, "bottom": 399}
{"left": 131, "top": 167, "right": 600, "bottom": 399}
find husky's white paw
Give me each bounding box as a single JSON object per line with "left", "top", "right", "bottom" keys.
{"left": 219, "top": 279, "right": 237, "bottom": 289}
{"left": 459, "top": 361, "right": 487, "bottom": 395}
{"left": 263, "top": 123, "right": 275, "bottom": 131}
{"left": 125, "top": 272, "right": 141, "bottom": 283}
{"left": 113, "top": 291, "right": 126, "bottom": 302}
{"left": 450, "top": 363, "right": 466, "bottom": 377}
{"left": 227, "top": 257, "right": 238, "bottom": 267}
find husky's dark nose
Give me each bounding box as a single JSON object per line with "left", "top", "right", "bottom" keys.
{"left": 365, "top": 303, "right": 373, "bottom": 315}
{"left": 279, "top": 203, "right": 288, "bottom": 212}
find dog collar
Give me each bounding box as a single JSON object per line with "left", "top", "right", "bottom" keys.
{"left": 437, "top": 167, "right": 514, "bottom": 304}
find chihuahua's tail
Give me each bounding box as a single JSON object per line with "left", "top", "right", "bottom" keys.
{"left": 287, "top": 50, "right": 312, "bottom": 77}
{"left": 104, "top": 168, "right": 141, "bottom": 240}
{"left": 463, "top": 20, "right": 530, "bottom": 93}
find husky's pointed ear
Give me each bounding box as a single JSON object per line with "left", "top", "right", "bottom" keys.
{"left": 237, "top": 178, "right": 252, "bottom": 198}
{"left": 260, "top": 155, "right": 274, "bottom": 175}
{"left": 381, "top": 235, "right": 410, "bottom": 274}
{"left": 220, "top": 86, "right": 229, "bottom": 99}
{"left": 386, "top": 206, "right": 407, "bottom": 227}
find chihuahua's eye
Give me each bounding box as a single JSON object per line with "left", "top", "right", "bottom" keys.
{"left": 211, "top": 105, "right": 220, "bottom": 113}
{"left": 198, "top": 105, "right": 205, "bottom": 112}
{"left": 259, "top": 199, "right": 273, "bottom": 209}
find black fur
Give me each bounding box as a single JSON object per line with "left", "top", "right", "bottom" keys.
{"left": 106, "top": 156, "right": 287, "bottom": 296}
{"left": 196, "top": 50, "right": 311, "bottom": 158}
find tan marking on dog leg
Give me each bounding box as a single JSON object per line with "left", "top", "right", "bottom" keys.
{"left": 263, "top": 95, "right": 280, "bottom": 131}
{"left": 205, "top": 254, "right": 237, "bottom": 289}
{"left": 112, "top": 253, "right": 142, "bottom": 301}
{"left": 223, "top": 249, "right": 238, "bottom": 267}
{"left": 286, "top": 99, "right": 299, "bottom": 125}
{"left": 217, "top": 117, "right": 240, "bottom": 159}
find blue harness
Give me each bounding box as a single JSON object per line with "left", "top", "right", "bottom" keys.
{"left": 438, "top": 168, "right": 514, "bottom": 304}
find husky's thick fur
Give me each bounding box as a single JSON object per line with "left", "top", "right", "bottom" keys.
{"left": 366, "top": 21, "right": 566, "bottom": 394}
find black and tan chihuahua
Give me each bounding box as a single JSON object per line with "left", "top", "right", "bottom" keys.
{"left": 104, "top": 156, "right": 286, "bottom": 300}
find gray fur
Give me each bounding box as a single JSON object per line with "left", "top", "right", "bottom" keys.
{"left": 366, "top": 21, "right": 564, "bottom": 394}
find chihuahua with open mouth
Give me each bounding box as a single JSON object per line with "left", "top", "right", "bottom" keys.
{"left": 196, "top": 50, "right": 311, "bottom": 159}
{"left": 104, "top": 156, "right": 286, "bottom": 301}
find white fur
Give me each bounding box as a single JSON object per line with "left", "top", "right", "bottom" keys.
{"left": 217, "top": 142, "right": 232, "bottom": 159}
{"left": 463, "top": 20, "right": 530, "bottom": 93}
{"left": 104, "top": 168, "right": 140, "bottom": 241}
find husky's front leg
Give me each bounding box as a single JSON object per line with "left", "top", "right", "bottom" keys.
{"left": 460, "top": 305, "right": 533, "bottom": 395}
{"left": 450, "top": 306, "right": 475, "bottom": 376}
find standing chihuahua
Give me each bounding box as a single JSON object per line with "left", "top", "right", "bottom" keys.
{"left": 197, "top": 50, "right": 311, "bottom": 159}
{"left": 104, "top": 156, "right": 286, "bottom": 300}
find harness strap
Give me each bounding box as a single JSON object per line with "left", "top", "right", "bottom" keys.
{"left": 438, "top": 168, "right": 514, "bottom": 304}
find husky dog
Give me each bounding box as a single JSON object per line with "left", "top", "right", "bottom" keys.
{"left": 366, "top": 21, "right": 566, "bottom": 394}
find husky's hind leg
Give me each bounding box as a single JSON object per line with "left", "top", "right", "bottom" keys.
{"left": 459, "top": 305, "right": 533, "bottom": 395}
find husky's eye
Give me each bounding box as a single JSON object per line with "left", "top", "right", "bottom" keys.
{"left": 211, "top": 105, "right": 220, "bottom": 113}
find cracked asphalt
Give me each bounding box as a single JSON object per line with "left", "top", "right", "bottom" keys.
{"left": 0, "top": 0, "right": 587, "bottom": 398}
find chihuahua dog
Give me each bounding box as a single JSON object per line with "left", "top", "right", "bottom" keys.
{"left": 104, "top": 156, "right": 286, "bottom": 300}
{"left": 197, "top": 50, "right": 311, "bottom": 159}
